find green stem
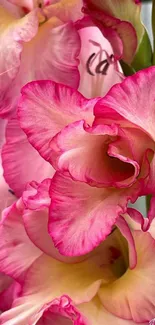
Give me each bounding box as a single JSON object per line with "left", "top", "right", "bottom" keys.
{"left": 146, "top": 194, "right": 151, "bottom": 214}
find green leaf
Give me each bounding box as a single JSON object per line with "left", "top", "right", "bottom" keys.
{"left": 131, "top": 29, "right": 153, "bottom": 71}
{"left": 120, "top": 60, "right": 135, "bottom": 76}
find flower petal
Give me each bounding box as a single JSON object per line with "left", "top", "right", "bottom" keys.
{"left": 29, "top": 295, "right": 86, "bottom": 325}
{"left": 0, "top": 7, "right": 38, "bottom": 117}
{"left": 0, "top": 281, "right": 21, "bottom": 312}
{"left": 0, "top": 199, "right": 41, "bottom": 281}
{"left": 84, "top": 0, "right": 143, "bottom": 43}
{"left": 0, "top": 155, "right": 16, "bottom": 214}
{"left": 79, "top": 296, "right": 147, "bottom": 325}
{"left": 24, "top": 20, "right": 81, "bottom": 89}
{"left": 0, "top": 253, "right": 103, "bottom": 324}
{"left": 116, "top": 216, "right": 137, "bottom": 269}
{"left": 49, "top": 172, "right": 139, "bottom": 256}
{"left": 44, "top": 0, "right": 83, "bottom": 22}
{"left": 50, "top": 121, "right": 139, "bottom": 187}
{"left": 23, "top": 179, "right": 84, "bottom": 263}
{"left": 18, "top": 80, "right": 98, "bottom": 163}
{"left": 7, "top": 0, "right": 34, "bottom": 11}
{"left": 2, "top": 117, "right": 54, "bottom": 197}
{"left": 99, "top": 230, "right": 155, "bottom": 322}
{"left": 94, "top": 67, "right": 155, "bottom": 141}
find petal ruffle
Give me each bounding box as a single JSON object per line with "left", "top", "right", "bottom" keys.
{"left": 0, "top": 253, "right": 103, "bottom": 324}
{"left": 49, "top": 172, "right": 139, "bottom": 256}
{"left": 18, "top": 80, "right": 98, "bottom": 163}
{"left": 29, "top": 295, "right": 86, "bottom": 325}
{"left": 50, "top": 121, "right": 139, "bottom": 187}
{"left": 23, "top": 179, "right": 84, "bottom": 263}
{"left": 94, "top": 67, "right": 155, "bottom": 141}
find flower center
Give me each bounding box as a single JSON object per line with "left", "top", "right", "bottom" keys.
{"left": 108, "top": 229, "right": 129, "bottom": 278}
{"left": 86, "top": 43, "right": 114, "bottom": 77}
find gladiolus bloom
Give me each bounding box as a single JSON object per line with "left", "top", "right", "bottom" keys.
{"left": 0, "top": 179, "right": 154, "bottom": 323}
{"left": 14, "top": 67, "right": 155, "bottom": 261}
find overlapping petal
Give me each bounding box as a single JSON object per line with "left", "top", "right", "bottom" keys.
{"left": 0, "top": 252, "right": 103, "bottom": 324}
{"left": 49, "top": 172, "right": 139, "bottom": 256}
{"left": 22, "top": 178, "right": 85, "bottom": 263}
{"left": 29, "top": 295, "right": 86, "bottom": 325}
{"left": 20, "top": 19, "right": 81, "bottom": 88}
{"left": 0, "top": 199, "right": 42, "bottom": 281}
{"left": 18, "top": 80, "right": 99, "bottom": 163}
{"left": 94, "top": 67, "right": 155, "bottom": 141}
{"left": 44, "top": 0, "right": 83, "bottom": 22}
{"left": 2, "top": 117, "right": 54, "bottom": 197}
{"left": 79, "top": 296, "right": 147, "bottom": 325}
{"left": 83, "top": 0, "right": 144, "bottom": 63}
{"left": 98, "top": 230, "right": 155, "bottom": 322}
{"left": 50, "top": 121, "right": 139, "bottom": 187}
{"left": 0, "top": 7, "right": 38, "bottom": 117}
{"left": 0, "top": 7, "right": 81, "bottom": 118}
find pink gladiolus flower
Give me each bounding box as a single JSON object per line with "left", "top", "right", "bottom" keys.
{"left": 0, "top": 180, "right": 154, "bottom": 323}
{"left": 16, "top": 67, "right": 155, "bottom": 261}
{"left": 1, "top": 20, "right": 122, "bottom": 196}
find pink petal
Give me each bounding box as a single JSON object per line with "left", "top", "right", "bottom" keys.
{"left": 44, "top": 0, "right": 83, "bottom": 22}
{"left": 18, "top": 80, "right": 98, "bottom": 163}
{"left": 49, "top": 172, "right": 139, "bottom": 256}
{"left": 50, "top": 120, "right": 139, "bottom": 187}
{"left": 116, "top": 216, "right": 137, "bottom": 269}
{"left": 24, "top": 21, "right": 81, "bottom": 89}
{"left": 94, "top": 67, "right": 155, "bottom": 141}
{"left": 0, "top": 199, "right": 41, "bottom": 281}
{"left": 30, "top": 295, "right": 86, "bottom": 325}
{"left": 0, "top": 17, "right": 80, "bottom": 118}
{"left": 127, "top": 207, "right": 148, "bottom": 231}
{"left": 79, "top": 297, "right": 147, "bottom": 325}
{"left": 7, "top": 0, "right": 34, "bottom": 11}
{"left": 0, "top": 119, "right": 7, "bottom": 149}
{"left": 0, "top": 253, "right": 102, "bottom": 324}
{"left": 0, "top": 8, "right": 38, "bottom": 117}
{"left": 23, "top": 179, "right": 84, "bottom": 262}
{"left": 2, "top": 117, "right": 55, "bottom": 197}
{"left": 23, "top": 179, "right": 51, "bottom": 210}
{"left": 0, "top": 0, "right": 23, "bottom": 17}
{"left": 0, "top": 155, "right": 17, "bottom": 215}
{"left": 0, "top": 281, "right": 21, "bottom": 312}
{"left": 99, "top": 230, "right": 155, "bottom": 322}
